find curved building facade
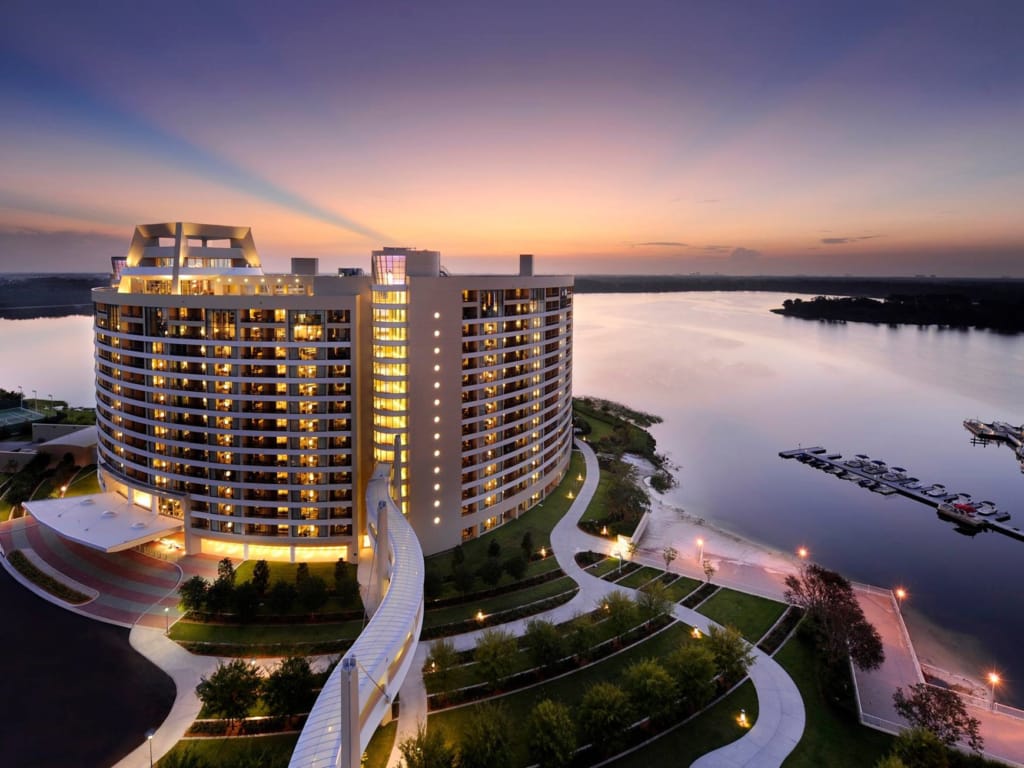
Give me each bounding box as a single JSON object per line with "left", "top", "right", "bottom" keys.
{"left": 92, "top": 224, "right": 571, "bottom": 559}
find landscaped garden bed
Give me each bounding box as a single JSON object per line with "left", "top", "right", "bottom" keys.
{"left": 680, "top": 582, "right": 718, "bottom": 608}
{"left": 6, "top": 549, "right": 91, "bottom": 604}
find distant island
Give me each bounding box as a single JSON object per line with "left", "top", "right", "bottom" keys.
{"left": 771, "top": 293, "right": 1024, "bottom": 333}
{"left": 0, "top": 273, "right": 108, "bottom": 319}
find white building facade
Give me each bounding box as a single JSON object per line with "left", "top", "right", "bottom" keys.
{"left": 92, "top": 223, "right": 572, "bottom": 559}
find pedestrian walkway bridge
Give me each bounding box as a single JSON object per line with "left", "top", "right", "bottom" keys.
{"left": 288, "top": 464, "right": 424, "bottom": 768}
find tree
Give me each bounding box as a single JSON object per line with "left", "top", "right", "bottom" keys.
{"left": 196, "top": 659, "right": 262, "bottom": 726}
{"left": 267, "top": 579, "right": 296, "bottom": 614}
{"left": 637, "top": 579, "right": 672, "bottom": 624}
{"left": 565, "top": 611, "right": 596, "bottom": 661}
{"left": 664, "top": 641, "right": 718, "bottom": 710}
{"left": 295, "top": 562, "right": 311, "bottom": 585}
{"left": 474, "top": 628, "right": 518, "bottom": 689}
{"left": 702, "top": 559, "right": 716, "bottom": 583}
{"left": 706, "top": 624, "right": 755, "bottom": 684}
{"left": 889, "top": 727, "right": 949, "bottom": 768}
{"left": 524, "top": 618, "right": 566, "bottom": 669}
{"left": 457, "top": 702, "right": 514, "bottom": 768}
{"left": 334, "top": 558, "right": 358, "bottom": 604}
{"left": 205, "top": 576, "right": 234, "bottom": 615}
{"left": 521, "top": 531, "right": 534, "bottom": 559}
{"left": 577, "top": 681, "right": 633, "bottom": 756}
{"left": 662, "top": 545, "right": 678, "bottom": 571}
{"left": 423, "top": 568, "right": 444, "bottom": 600}
{"left": 604, "top": 460, "right": 650, "bottom": 523}
{"left": 600, "top": 590, "right": 638, "bottom": 636}
{"left": 451, "top": 544, "right": 465, "bottom": 571}
{"left": 231, "top": 580, "right": 260, "bottom": 622}
{"left": 179, "top": 575, "right": 208, "bottom": 613}
{"left": 621, "top": 658, "right": 677, "bottom": 725}
{"left": 425, "top": 638, "right": 460, "bottom": 692}
{"left": 477, "top": 557, "right": 504, "bottom": 587}
{"left": 874, "top": 757, "right": 909, "bottom": 768}
{"left": 527, "top": 699, "right": 577, "bottom": 768}
{"left": 784, "top": 563, "right": 885, "bottom": 670}
{"left": 250, "top": 560, "right": 271, "bottom": 597}
{"left": 893, "top": 684, "right": 983, "bottom": 752}
{"left": 297, "top": 575, "right": 329, "bottom": 613}
{"left": 217, "top": 557, "right": 236, "bottom": 585}
{"left": 451, "top": 565, "right": 475, "bottom": 595}
{"left": 487, "top": 538, "right": 501, "bottom": 558}
{"left": 504, "top": 554, "right": 527, "bottom": 581}
{"left": 398, "top": 722, "right": 456, "bottom": 768}
{"left": 262, "top": 656, "right": 315, "bottom": 718}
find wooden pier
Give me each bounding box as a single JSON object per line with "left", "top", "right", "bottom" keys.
{"left": 779, "top": 447, "right": 1024, "bottom": 542}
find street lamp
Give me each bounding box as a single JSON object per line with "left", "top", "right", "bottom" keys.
{"left": 696, "top": 538, "right": 704, "bottom": 564}
{"left": 895, "top": 587, "right": 907, "bottom": 613}
{"left": 164, "top": 606, "right": 170, "bottom": 634}
{"left": 145, "top": 728, "right": 156, "bottom": 768}
{"left": 988, "top": 672, "right": 1000, "bottom": 710}
{"left": 797, "top": 546, "right": 809, "bottom": 560}
{"left": 59, "top": 485, "right": 68, "bottom": 499}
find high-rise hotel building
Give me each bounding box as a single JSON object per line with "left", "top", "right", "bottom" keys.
{"left": 92, "top": 223, "right": 573, "bottom": 559}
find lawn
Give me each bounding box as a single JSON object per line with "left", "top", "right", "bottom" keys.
{"left": 586, "top": 556, "right": 621, "bottom": 577}
{"left": 364, "top": 721, "right": 397, "bottom": 768}
{"left": 231, "top": 559, "right": 363, "bottom": 615}
{"left": 615, "top": 565, "right": 663, "bottom": 590}
{"left": 158, "top": 734, "right": 298, "bottom": 768}
{"left": 429, "top": 622, "right": 691, "bottom": 767}
{"left": 66, "top": 466, "right": 101, "bottom": 496}
{"left": 776, "top": 630, "right": 893, "bottom": 768}
{"left": 607, "top": 680, "right": 759, "bottom": 767}
{"left": 663, "top": 575, "right": 702, "bottom": 602}
{"left": 169, "top": 618, "right": 364, "bottom": 645}
{"left": 697, "top": 588, "right": 788, "bottom": 643}
{"left": 422, "top": 575, "right": 577, "bottom": 630}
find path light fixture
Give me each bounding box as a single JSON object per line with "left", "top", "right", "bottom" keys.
{"left": 164, "top": 606, "right": 170, "bottom": 633}
{"left": 59, "top": 485, "right": 67, "bottom": 498}
{"left": 475, "top": 610, "right": 485, "bottom": 623}
{"left": 737, "top": 709, "right": 750, "bottom": 728}
{"left": 577, "top": 473, "right": 583, "bottom": 482}
{"left": 566, "top": 490, "right": 574, "bottom": 500}
{"left": 145, "top": 728, "right": 156, "bottom": 768}
{"left": 696, "top": 538, "right": 704, "bottom": 564}
{"left": 988, "top": 672, "right": 1001, "bottom": 709}
{"left": 691, "top": 627, "right": 702, "bottom": 639}
{"left": 895, "top": 587, "right": 907, "bottom": 613}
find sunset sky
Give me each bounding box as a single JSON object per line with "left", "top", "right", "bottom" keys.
{"left": 1, "top": 1, "right": 1022, "bottom": 276}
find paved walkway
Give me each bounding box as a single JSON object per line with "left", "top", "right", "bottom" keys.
{"left": 388, "top": 440, "right": 806, "bottom": 767}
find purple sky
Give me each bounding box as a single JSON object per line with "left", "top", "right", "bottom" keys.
{"left": 1, "top": 1, "right": 1022, "bottom": 275}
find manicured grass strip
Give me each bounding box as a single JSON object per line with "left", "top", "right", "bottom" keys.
{"left": 429, "top": 622, "right": 691, "bottom": 768}
{"left": 66, "top": 466, "right": 101, "bottom": 496}
{"left": 169, "top": 618, "right": 364, "bottom": 645}
{"left": 587, "top": 557, "right": 621, "bottom": 577}
{"left": 663, "top": 575, "right": 702, "bottom": 602}
{"left": 6, "top": 549, "right": 90, "bottom": 604}
{"left": 423, "top": 576, "right": 577, "bottom": 629}
{"left": 697, "top": 588, "right": 787, "bottom": 643}
{"left": 159, "top": 734, "right": 298, "bottom": 768}
{"left": 775, "top": 630, "right": 893, "bottom": 768}
{"left": 616, "top": 565, "right": 663, "bottom": 589}
{"left": 364, "top": 721, "right": 397, "bottom": 768}
{"left": 604, "top": 562, "right": 640, "bottom": 581}
{"left": 607, "top": 680, "right": 759, "bottom": 768}
{"left": 579, "top": 464, "right": 614, "bottom": 523}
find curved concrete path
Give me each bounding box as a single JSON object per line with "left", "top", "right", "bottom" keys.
{"left": 389, "top": 439, "right": 805, "bottom": 767}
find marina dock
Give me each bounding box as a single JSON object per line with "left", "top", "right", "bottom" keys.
{"left": 963, "top": 419, "right": 1024, "bottom": 471}
{"left": 779, "top": 447, "right": 1024, "bottom": 542}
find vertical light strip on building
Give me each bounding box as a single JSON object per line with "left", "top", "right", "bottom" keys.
{"left": 370, "top": 251, "right": 410, "bottom": 513}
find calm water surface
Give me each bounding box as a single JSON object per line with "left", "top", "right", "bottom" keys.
{"left": 574, "top": 292, "right": 1024, "bottom": 706}
{"left": 3, "top": 300, "right": 1023, "bottom": 706}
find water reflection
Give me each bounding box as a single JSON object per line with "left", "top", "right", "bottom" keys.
{"left": 576, "top": 291, "right": 1023, "bottom": 705}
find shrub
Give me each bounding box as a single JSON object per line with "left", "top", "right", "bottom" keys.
{"left": 578, "top": 681, "right": 633, "bottom": 756}
{"left": 524, "top": 618, "right": 566, "bottom": 669}
{"left": 527, "top": 699, "right": 576, "bottom": 768}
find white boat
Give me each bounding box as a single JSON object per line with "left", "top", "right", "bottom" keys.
{"left": 937, "top": 501, "right": 985, "bottom": 530}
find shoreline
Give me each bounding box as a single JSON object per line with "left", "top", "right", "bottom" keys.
{"left": 629, "top": 457, "right": 993, "bottom": 700}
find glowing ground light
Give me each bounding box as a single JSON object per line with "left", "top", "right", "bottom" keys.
{"left": 691, "top": 627, "right": 702, "bottom": 639}
{"left": 476, "top": 610, "right": 485, "bottom": 622}
{"left": 737, "top": 709, "right": 750, "bottom": 728}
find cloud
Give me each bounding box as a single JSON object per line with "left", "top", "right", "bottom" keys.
{"left": 702, "top": 244, "right": 731, "bottom": 253}
{"left": 0, "top": 227, "right": 125, "bottom": 271}
{"left": 821, "top": 235, "right": 881, "bottom": 245}
{"left": 634, "top": 241, "right": 689, "bottom": 247}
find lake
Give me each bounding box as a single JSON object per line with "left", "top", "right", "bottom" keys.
{"left": 2, "top": 295, "right": 1023, "bottom": 706}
